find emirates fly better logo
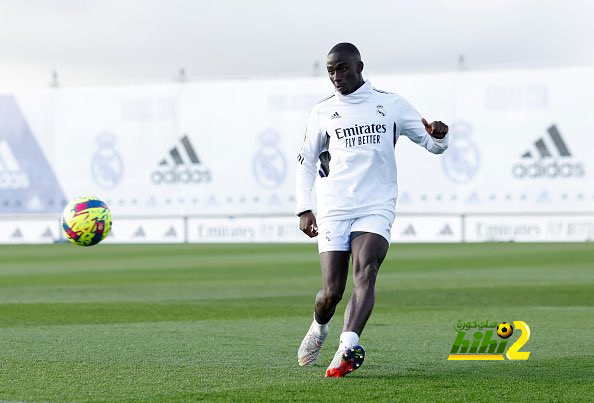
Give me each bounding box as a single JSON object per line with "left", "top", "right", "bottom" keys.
{"left": 512, "top": 124, "right": 585, "bottom": 178}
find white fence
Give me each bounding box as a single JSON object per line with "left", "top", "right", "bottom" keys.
{"left": 2, "top": 66, "right": 594, "bottom": 218}
{"left": 1, "top": 66, "right": 594, "bottom": 244}
{"left": 1, "top": 213, "right": 593, "bottom": 244}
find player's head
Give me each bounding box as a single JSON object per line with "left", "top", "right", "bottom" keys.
{"left": 326, "top": 43, "right": 364, "bottom": 95}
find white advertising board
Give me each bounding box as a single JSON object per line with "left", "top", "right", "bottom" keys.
{"left": 2, "top": 66, "right": 591, "bottom": 219}
{"left": 1, "top": 214, "right": 593, "bottom": 244}
{"left": 187, "top": 216, "right": 315, "bottom": 243}
{"left": 102, "top": 217, "right": 185, "bottom": 243}
{"left": 375, "top": 67, "right": 594, "bottom": 215}
{"left": 0, "top": 218, "right": 60, "bottom": 244}
{"left": 1, "top": 66, "right": 593, "bottom": 244}
{"left": 464, "top": 214, "right": 594, "bottom": 242}
{"left": 8, "top": 79, "right": 328, "bottom": 218}
{"left": 392, "top": 215, "right": 462, "bottom": 243}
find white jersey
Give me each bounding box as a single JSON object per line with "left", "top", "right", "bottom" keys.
{"left": 295, "top": 80, "right": 449, "bottom": 224}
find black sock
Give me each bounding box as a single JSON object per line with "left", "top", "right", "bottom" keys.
{"left": 314, "top": 310, "right": 333, "bottom": 325}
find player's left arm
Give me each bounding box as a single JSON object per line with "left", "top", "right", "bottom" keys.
{"left": 421, "top": 118, "right": 448, "bottom": 140}
{"left": 397, "top": 98, "right": 449, "bottom": 154}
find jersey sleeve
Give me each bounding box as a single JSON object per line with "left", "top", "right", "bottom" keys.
{"left": 295, "top": 108, "right": 324, "bottom": 216}
{"left": 396, "top": 97, "right": 449, "bottom": 154}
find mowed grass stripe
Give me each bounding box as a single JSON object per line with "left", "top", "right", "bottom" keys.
{"left": 0, "top": 243, "right": 592, "bottom": 401}
{"left": 0, "top": 282, "right": 591, "bottom": 328}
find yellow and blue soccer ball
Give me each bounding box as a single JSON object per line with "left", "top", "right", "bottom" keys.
{"left": 497, "top": 322, "right": 514, "bottom": 339}
{"left": 61, "top": 197, "right": 112, "bottom": 246}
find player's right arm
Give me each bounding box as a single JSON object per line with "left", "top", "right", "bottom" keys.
{"left": 295, "top": 107, "right": 324, "bottom": 237}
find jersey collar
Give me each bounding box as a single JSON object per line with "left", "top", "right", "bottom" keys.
{"left": 335, "top": 80, "right": 373, "bottom": 104}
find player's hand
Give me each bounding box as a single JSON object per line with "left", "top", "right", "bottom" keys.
{"left": 422, "top": 118, "right": 448, "bottom": 139}
{"left": 299, "top": 211, "right": 318, "bottom": 238}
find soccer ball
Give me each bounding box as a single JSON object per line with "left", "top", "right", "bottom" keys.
{"left": 496, "top": 322, "right": 514, "bottom": 339}
{"left": 61, "top": 197, "right": 112, "bottom": 246}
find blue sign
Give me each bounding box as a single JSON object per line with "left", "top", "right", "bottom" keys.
{"left": 0, "top": 96, "right": 66, "bottom": 213}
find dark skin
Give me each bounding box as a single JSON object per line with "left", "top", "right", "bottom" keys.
{"left": 299, "top": 48, "right": 448, "bottom": 335}
{"left": 326, "top": 51, "right": 364, "bottom": 96}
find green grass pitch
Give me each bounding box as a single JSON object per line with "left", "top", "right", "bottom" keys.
{"left": 0, "top": 243, "right": 593, "bottom": 401}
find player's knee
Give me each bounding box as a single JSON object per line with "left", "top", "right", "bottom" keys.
{"left": 354, "top": 262, "right": 379, "bottom": 290}
{"left": 320, "top": 288, "right": 343, "bottom": 306}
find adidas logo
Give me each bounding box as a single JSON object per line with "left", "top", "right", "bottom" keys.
{"left": 330, "top": 112, "right": 341, "bottom": 119}
{"left": 512, "top": 125, "right": 584, "bottom": 179}
{"left": 158, "top": 134, "right": 201, "bottom": 166}
{"left": 520, "top": 125, "right": 570, "bottom": 159}
{"left": 0, "top": 140, "right": 30, "bottom": 189}
{"left": 151, "top": 134, "right": 212, "bottom": 185}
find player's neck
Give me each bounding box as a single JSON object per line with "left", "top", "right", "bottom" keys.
{"left": 336, "top": 80, "right": 371, "bottom": 103}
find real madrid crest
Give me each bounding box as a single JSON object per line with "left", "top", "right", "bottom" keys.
{"left": 252, "top": 129, "right": 287, "bottom": 189}
{"left": 91, "top": 131, "right": 124, "bottom": 189}
{"left": 376, "top": 104, "right": 385, "bottom": 117}
{"left": 442, "top": 120, "right": 480, "bottom": 183}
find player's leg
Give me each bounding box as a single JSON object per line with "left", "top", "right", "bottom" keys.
{"left": 326, "top": 233, "right": 388, "bottom": 377}
{"left": 326, "top": 215, "right": 391, "bottom": 377}
{"left": 298, "top": 251, "right": 349, "bottom": 366}
{"left": 315, "top": 251, "right": 350, "bottom": 324}
{"left": 344, "top": 232, "right": 389, "bottom": 335}
{"left": 298, "top": 220, "right": 351, "bottom": 367}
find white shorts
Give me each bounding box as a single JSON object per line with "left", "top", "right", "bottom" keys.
{"left": 317, "top": 215, "right": 393, "bottom": 254}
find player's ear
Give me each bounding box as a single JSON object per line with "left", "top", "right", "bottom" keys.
{"left": 358, "top": 61, "right": 364, "bottom": 73}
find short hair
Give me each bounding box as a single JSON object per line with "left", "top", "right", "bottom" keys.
{"left": 328, "top": 43, "right": 361, "bottom": 60}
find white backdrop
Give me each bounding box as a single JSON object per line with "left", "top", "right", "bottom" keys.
{"left": 1, "top": 66, "right": 593, "bottom": 242}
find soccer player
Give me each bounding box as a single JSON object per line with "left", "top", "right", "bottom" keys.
{"left": 295, "top": 43, "right": 449, "bottom": 377}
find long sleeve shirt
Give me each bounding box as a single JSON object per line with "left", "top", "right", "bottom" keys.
{"left": 295, "top": 80, "right": 449, "bottom": 224}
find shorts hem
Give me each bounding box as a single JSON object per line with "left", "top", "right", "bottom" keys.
{"left": 318, "top": 245, "right": 351, "bottom": 254}
{"left": 317, "top": 210, "right": 395, "bottom": 226}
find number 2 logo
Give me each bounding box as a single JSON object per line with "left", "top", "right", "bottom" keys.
{"left": 506, "top": 321, "right": 531, "bottom": 360}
